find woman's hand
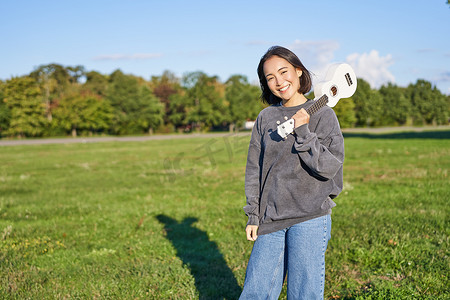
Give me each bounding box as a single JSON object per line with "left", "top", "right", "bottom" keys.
{"left": 292, "top": 108, "right": 310, "bottom": 128}
{"left": 245, "top": 225, "right": 259, "bottom": 241}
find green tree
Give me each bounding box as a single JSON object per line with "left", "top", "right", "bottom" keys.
{"left": 352, "top": 78, "right": 383, "bottom": 127}
{"left": 83, "top": 71, "right": 109, "bottom": 97}
{"left": 106, "top": 70, "right": 142, "bottom": 134}
{"left": 106, "top": 70, "right": 164, "bottom": 134}
{"left": 134, "top": 86, "right": 164, "bottom": 134}
{"left": 167, "top": 91, "right": 190, "bottom": 131}
{"left": 30, "top": 64, "right": 72, "bottom": 92}
{"left": 150, "top": 70, "right": 181, "bottom": 127}
{"left": 30, "top": 64, "right": 74, "bottom": 122}
{"left": 182, "top": 71, "right": 227, "bottom": 131}
{"left": 3, "top": 77, "right": 47, "bottom": 137}
{"left": 53, "top": 93, "right": 113, "bottom": 137}
{"left": 379, "top": 83, "right": 410, "bottom": 126}
{"left": 66, "top": 65, "right": 86, "bottom": 84}
{"left": 0, "top": 81, "right": 11, "bottom": 136}
{"left": 333, "top": 97, "right": 356, "bottom": 128}
{"left": 225, "top": 75, "right": 263, "bottom": 132}
{"left": 406, "top": 79, "right": 449, "bottom": 125}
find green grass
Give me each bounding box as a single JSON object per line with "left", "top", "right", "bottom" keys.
{"left": 0, "top": 131, "right": 449, "bottom": 299}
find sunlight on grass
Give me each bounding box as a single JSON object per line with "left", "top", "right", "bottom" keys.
{"left": 1, "top": 131, "right": 449, "bottom": 299}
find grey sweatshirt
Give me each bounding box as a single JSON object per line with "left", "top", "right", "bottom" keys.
{"left": 244, "top": 99, "right": 344, "bottom": 235}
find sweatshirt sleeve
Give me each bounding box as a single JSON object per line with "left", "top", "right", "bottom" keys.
{"left": 293, "top": 108, "right": 344, "bottom": 180}
{"left": 243, "top": 116, "right": 263, "bottom": 226}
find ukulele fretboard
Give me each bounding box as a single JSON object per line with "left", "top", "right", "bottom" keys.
{"left": 306, "top": 94, "right": 329, "bottom": 116}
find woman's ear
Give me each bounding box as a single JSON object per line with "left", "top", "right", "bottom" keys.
{"left": 296, "top": 69, "right": 302, "bottom": 77}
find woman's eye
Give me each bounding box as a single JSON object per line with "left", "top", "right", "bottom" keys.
{"left": 267, "top": 77, "right": 273, "bottom": 82}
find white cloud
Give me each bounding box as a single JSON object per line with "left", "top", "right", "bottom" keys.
{"left": 346, "top": 50, "right": 395, "bottom": 88}
{"left": 288, "top": 39, "right": 340, "bottom": 77}
{"left": 93, "top": 53, "right": 163, "bottom": 61}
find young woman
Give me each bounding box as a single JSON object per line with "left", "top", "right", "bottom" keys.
{"left": 240, "top": 46, "right": 344, "bottom": 299}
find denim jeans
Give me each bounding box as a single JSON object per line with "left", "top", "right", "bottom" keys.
{"left": 239, "top": 215, "right": 332, "bottom": 300}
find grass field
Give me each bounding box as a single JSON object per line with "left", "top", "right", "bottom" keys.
{"left": 0, "top": 130, "right": 449, "bottom": 299}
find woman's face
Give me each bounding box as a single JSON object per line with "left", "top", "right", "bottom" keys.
{"left": 263, "top": 55, "right": 302, "bottom": 102}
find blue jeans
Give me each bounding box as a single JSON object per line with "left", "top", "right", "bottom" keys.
{"left": 239, "top": 215, "right": 332, "bottom": 300}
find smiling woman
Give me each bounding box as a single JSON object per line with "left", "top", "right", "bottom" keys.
{"left": 240, "top": 46, "right": 345, "bottom": 300}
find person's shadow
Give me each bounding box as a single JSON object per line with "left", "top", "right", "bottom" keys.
{"left": 156, "top": 215, "right": 241, "bottom": 299}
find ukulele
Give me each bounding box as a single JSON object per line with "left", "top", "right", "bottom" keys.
{"left": 277, "top": 63, "right": 357, "bottom": 139}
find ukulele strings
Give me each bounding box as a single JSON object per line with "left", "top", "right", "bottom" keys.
{"left": 306, "top": 95, "right": 329, "bottom": 116}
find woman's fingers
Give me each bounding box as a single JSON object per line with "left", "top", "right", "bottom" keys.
{"left": 246, "top": 225, "right": 258, "bottom": 241}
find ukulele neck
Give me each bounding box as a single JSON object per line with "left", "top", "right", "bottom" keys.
{"left": 306, "top": 95, "right": 329, "bottom": 116}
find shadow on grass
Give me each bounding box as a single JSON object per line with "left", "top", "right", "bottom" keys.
{"left": 343, "top": 130, "right": 450, "bottom": 140}
{"left": 156, "top": 214, "right": 241, "bottom": 299}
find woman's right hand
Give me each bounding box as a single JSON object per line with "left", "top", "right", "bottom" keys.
{"left": 245, "top": 225, "right": 259, "bottom": 241}
{"left": 292, "top": 108, "right": 310, "bottom": 128}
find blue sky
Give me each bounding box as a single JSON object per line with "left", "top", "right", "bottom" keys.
{"left": 1, "top": 0, "right": 449, "bottom": 94}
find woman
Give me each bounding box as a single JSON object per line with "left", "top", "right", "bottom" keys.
{"left": 240, "top": 46, "right": 344, "bottom": 299}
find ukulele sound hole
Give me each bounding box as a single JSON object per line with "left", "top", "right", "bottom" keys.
{"left": 330, "top": 86, "right": 338, "bottom": 96}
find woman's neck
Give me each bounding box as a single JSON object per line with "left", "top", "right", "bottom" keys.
{"left": 281, "top": 93, "right": 308, "bottom": 107}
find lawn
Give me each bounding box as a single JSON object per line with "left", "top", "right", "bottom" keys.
{"left": 0, "top": 130, "right": 449, "bottom": 299}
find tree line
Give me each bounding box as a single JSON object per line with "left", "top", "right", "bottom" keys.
{"left": 0, "top": 64, "right": 448, "bottom": 138}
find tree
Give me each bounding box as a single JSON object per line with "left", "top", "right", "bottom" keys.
{"left": 225, "top": 75, "right": 263, "bottom": 132}
{"left": 379, "top": 83, "right": 410, "bottom": 126}
{"left": 167, "top": 91, "right": 190, "bottom": 131}
{"left": 66, "top": 65, "right": 86, "bottom": 84}
{"left": 30, "top": 64, "right": 83, "bottom": 122}
{"left": 83, "top": 71, "right": 109, "bottom": 97}
{"left": 332, "top": 97, "right": 356, "bottom": 128}
{"left": 3, "top": 77, "right": 47, "bottom": 137}
{"left": 406, "top": 79, "right": 449, "bottom": 125}
{"left": 0, "top": 81, "right": 11, "bottom": 136}
{"left": 352, "top": 78, "right": 383, "bottom": 126}
{"left": 30, "top": 64, "right": 72, "bottom": 93}
{"left": 105, "top": 70, "right": 164, "bottom": 134}
{"left": 53, "top": 93, "right": 113, "bottom": 137}
{"left": 134, "top": 86, "right": 164, "bottom": 134}
{"left": 150, "top": 70, "right": 181, "bottom": 126}
{"left": 106, "top": 70, "right": 142, "bottom": 134}
{"left": 182, "top": 71, "right": 227, "bottom": 131}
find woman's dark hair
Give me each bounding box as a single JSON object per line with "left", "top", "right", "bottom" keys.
{"left": 257, "top": 46, "right": 312, "bottom": 105}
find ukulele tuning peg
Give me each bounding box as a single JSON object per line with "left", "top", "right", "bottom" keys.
{"left": 284, "top": 116, "right": 288, "bottom": 120}
{"left": 276, "top": 120, "right": 281, "bottom": 125}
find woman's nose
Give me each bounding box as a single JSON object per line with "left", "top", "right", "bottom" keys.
{"left": 275, "top": 75, "right": 283, "bottom": 86}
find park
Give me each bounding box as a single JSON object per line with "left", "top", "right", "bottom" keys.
{"left": 1, "top": 128, "right": 448, "bottom": 299}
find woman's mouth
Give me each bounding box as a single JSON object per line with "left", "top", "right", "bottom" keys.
{"left": 279, "top": 85, "right": 289, "bottom": 93}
